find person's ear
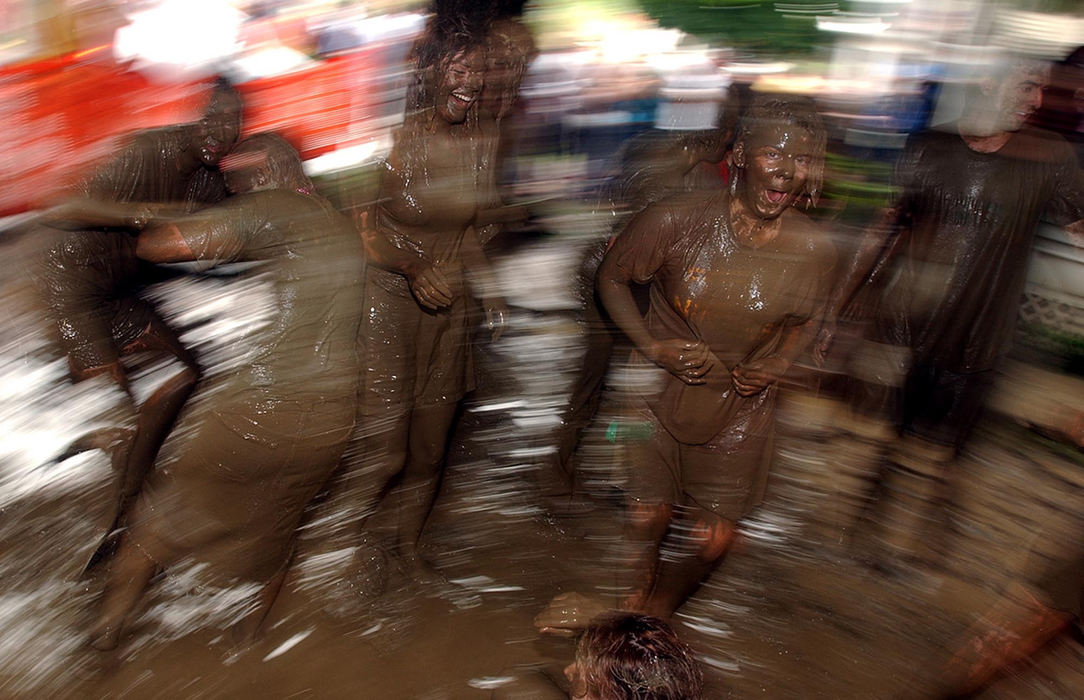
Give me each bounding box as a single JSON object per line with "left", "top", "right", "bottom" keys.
{"left": 978, "top": 77, "right": 998, "bottom": 98}
{"left": 732, "top": 141, "right": 746, "bottom": 168}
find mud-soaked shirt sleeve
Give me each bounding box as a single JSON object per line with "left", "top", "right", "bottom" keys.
{"left": 76, "top": 138, "right": 153, "bottom": 203}
{"left": 170, "top": 202, "right": 266, "bottom": 263}
{"left": 606, "top": 201, "right": 685, "bottom": 285}
{"left": 1045, "top": 142, "right": 1084, "bottom": 226}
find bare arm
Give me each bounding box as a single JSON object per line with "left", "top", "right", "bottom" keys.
{"left": 136, "top": 223, "right": 197, "bottom": 263}
{"left": 596, "top": 207, "right": 711, "bottom": 384}
{"left": 813, "top": 205, "right": 905, "bottom": 365}
{"left": 39, "top": 199, "right": 182, "bottom": 231}
{"left": 357, "top": 209, "right": 453, "bottom": 310}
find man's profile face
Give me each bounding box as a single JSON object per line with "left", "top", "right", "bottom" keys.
{"left": 993, "top": 64, "right": 1048, "bottom": 132}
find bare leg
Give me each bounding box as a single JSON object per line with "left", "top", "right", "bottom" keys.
{"left": 535, "top": 502, "right": 671, "bottom": 635}
{"left": 395, "top": 402, "right": 458, "bottom": 575}
{"left": 938, "top": 583, "right": 1072, "bottom": 697}
{"left": 89, "top": 534, "right": 157, "bottom": 650}
{"left": 115, "top": 321, "right": 200, "bottom": 517}
{"left": 116, "top": 368, "right": 196, "bottom": 509}
{"left": 640, "top": 506, "right": 735, "bottom": 619}
{"left": 621, "top": 501, "right": 673, "bottom": 613}
{"left": 232, "top": 557, "right": 291, "bottom": 646}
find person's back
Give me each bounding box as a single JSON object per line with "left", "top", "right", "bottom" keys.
{"left": 177, "top": 188, "right": 364, "bottom": 398}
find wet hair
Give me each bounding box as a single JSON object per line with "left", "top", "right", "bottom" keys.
{"left": 204, "top": 75, "right": 243, "bottom": 118}
{"left": 222, "top": 133, "right": 314, "bottom": 195}
{"left": 487, "top": 17, "right": 537, "bottom": 92}
{"left": 406, "top": 7, "right": 490, "bottom": 117}
{"left": 575, "top": 613, "right": 704, "bottom": 700}
{"left": 734, "top": 94, "right": 826, "bottom": 208}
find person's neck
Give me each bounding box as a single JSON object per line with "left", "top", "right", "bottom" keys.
{"left": 729, "top": 193, "right": 783, "bottom": 249}
{"left": 958, "top": 112, "right": 1012, "bottom": 153}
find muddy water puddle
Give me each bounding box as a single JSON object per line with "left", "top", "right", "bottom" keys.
{"left": 2, "top": 235, "right": 1081, "bottom": 699}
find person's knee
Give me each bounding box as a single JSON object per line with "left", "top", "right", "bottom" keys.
{"left": 690, "top": 513, "right": 734, "bottom": 562}
{"left": 627, "top": 501, "right": 672, "bottom": 539}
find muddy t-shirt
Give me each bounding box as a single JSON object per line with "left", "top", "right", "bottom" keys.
{"left": 606, "top": 190, "right": 834, "bottom": 441}
{"left": 884, "top": 125, "right": 1084, "bottom": 373}
{"left": 170, "top": 190, "right": 364, "bottom": 399}
{"left": 76, "top": 127, "right": 226, "bottom": 207}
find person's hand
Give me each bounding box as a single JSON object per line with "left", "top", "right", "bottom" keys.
{"left": 126, "top": 205, "right": 156, "bottom": 230}
{"left": 813, "top": 318, "right": 837, "bottom": 367}
{"left": 649, "top": 339, "right": 712, "bottom": 385}
{"left": 406, "top": 261, "right": 454, "bottom": 310}
{"left": 731, "top": 356, "right": 790, "bottom": 397}
{"left": 482, "top": 296, "right": 508, "bottom": 342}
{"left": 534, "top": 592, "right": 612, "bottom": 637}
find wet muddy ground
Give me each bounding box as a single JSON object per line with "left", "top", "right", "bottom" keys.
{"left": 1, "top": 229, "right": 1081, "bottom": 699}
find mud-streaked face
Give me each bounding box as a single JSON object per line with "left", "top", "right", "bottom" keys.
{"left": 197, "top": 90, "right": 243, "bottom": 166}
{"left": 735, "top": 123, "right": 814, "bottom": 220}
{"left": 992, "top": 65, "right": 1048, "bottom": 132}
{"left": 435, "top": 48, "right": 485, "bottom": 124}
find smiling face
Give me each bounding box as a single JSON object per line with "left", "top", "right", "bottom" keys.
{"left": 196, "top": 89, "right": 243, "bottom": 166}
{"left": 435, "top": 48, "right": 485, "bottom": 124}
{"left": 734, "top": 123, "right": 814, "bottom": 220}
{"left": 991, "top": 64, "right": 1048, "bottom": 132}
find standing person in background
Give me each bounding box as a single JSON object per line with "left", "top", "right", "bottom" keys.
{"left": 353, "top": 11, "right": 506, "bottom": 582}
{"left": 474, "top": 12, "right": 538, "bottom": 243}
{"left": 817, "top": 55, "right": 1084, "bottom": 570}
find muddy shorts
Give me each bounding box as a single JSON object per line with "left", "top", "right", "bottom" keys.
{"left": 626, "top": 400, "right": 773, "bottom": 522}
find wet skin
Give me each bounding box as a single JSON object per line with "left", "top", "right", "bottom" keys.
{"left": 91, "top": 138, "right": 364, "bottom": 650}
{"left": 540, "top": 113, "right": 831, "bottom": 631}
{"left": 436, "top": 49, "right": 485, "bottom": 126}
{"left": 731, "top": 124, "right": 814, "bottom": 240}
{"left": 355, "top": 40, "right": 504, "bottom": 578}
{"left": 38, "top": 87, "right": 243, "bottom": 554}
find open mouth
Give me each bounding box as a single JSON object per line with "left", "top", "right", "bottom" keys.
{"left": 764, "top": 189, "right": 790, "bottom": 205}
{"left": 450, "top": 90, "right": 475, "bottom": 107}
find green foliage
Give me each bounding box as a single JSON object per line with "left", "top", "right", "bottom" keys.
{"left": 636, "top": 0, "right": 824, "bottom": 55}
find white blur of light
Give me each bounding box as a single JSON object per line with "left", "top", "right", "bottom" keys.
{"left": 816, "top": 16, "right": 890, "bottom": 35}
{"left": 113, "top": 0, "right": 246, "bottom": 78}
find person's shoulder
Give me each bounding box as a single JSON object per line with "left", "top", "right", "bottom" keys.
{"left": 782, "top": 208, "right": 836, "bottom": 263}
{"left": 1011, "top": 125, "right": 1077, "bottom": 163}
{"left": 903, "top": 125, "right": 959, "bottom": 155}
{"left": 640, "top": 189, "right": 721, "bottom": 236}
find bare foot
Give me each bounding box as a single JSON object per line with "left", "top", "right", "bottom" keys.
{"left": 399, "top": 552, "right": 448, "bottom": 590}
{"left": 87, "top": 621, "right": 122, "bottom": 651}
{"left": 534, "top": 592, "right": 614, "bottom": 636}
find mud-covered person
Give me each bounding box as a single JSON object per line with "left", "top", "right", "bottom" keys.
{"left": 351, "top": 13, "right": 506, "bottom": 581}
{"left": 816, "top": 53, "right": 1084, "bottom": 568}
{"left": 495, "top": 613, "right": 704, "bottom": 699}
{"left": 34, "top": 78, "right": 243, "bottom": 536}
{"left": 537, "top": 95, "right": 835, "bottom": 630}
{"left": 87, "top": 133, "right": 365, "bottom": 650}
{"left": 473, "top": 14, "right": 538, "bottom": 243}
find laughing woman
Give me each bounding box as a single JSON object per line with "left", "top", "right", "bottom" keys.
{"left": 353, "top": 15, "right": 505, "bottom": 578}
{"left": 538, "top": 95, "right": 835, "bottom": 631}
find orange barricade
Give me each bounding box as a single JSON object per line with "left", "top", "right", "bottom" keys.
{"left": 1, "top": 45, "right": 384, "bottom": 216}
